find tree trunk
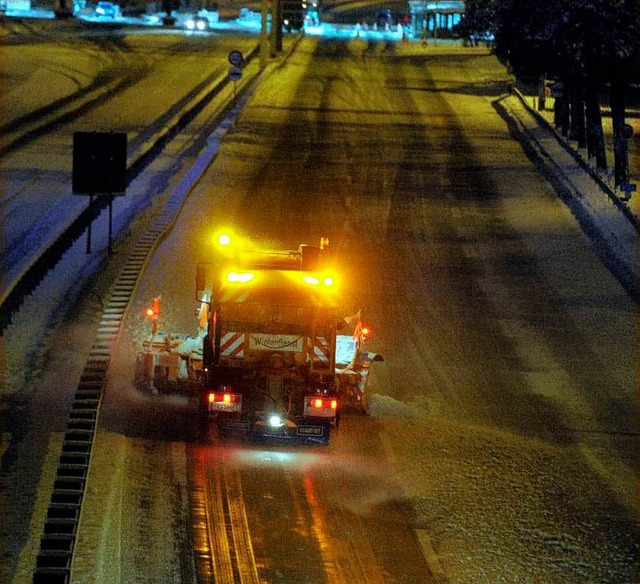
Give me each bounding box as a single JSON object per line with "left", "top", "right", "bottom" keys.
{"left": 610, "top": 79, "right": 630, "bottom": 187}
{"left": 560, "top": 95, "right": 571, "bottom": 138}
{"left": 571, "top": 86, "right": 586, "bottom": 149}
{"left": 555, "top": 80, "right": 571, "bottom": 138}
{"left": 584, "top": 82, "right": 607, "bottom": 169}
{"left": 538, "top": 76, "right": 546, "bottom": 111}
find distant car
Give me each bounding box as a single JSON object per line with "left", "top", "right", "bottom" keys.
{"left": 94, "top": 1, "right": 120, "bottom": 18}
{"left": 185, "top": 14, "right": 209, "bottom": 30}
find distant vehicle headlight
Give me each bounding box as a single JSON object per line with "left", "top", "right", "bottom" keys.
{"left": 186, "top": 18, "right": 195, "bottom": 29}
{"left": 196, "top": 19, "right": 206, "bottom": 30}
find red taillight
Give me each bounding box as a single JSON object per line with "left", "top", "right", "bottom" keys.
{"left": 209, "top": 392, "right": 236, "bottom": 404}
{"left": 307, "top": 397, "right": 338, "bottom": 410}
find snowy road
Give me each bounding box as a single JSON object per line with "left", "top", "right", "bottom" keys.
{"left": 3, "top": 34, "right": 638, "bottom": 584}
{"left": 0, "top": 20, "right": 258, "bottom": 304}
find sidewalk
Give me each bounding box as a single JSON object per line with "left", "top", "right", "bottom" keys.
{"left": 503, "top": 90, "right": 637, "bottom": 297}
{"left": 515, "top": 85, "right": 639, "bottom": 219}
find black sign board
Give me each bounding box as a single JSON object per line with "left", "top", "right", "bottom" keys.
{"left": 72, "top": 131, "right": 127, "bottom": 195}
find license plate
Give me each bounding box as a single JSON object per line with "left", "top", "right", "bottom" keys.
{"left": 297, "top": 426, "right": 324, "bottom": 437}
{"left": 212, "top": 402, "right": 241, "bottom": 412}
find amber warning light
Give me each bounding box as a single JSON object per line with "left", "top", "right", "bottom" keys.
{"left": 145, "top": 296, "right": 161, "bottom": 320}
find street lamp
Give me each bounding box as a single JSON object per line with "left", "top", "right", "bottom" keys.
{"left": 433, "top": 0, "right": 438, "bottom": 44}
{"left": 260, "top": 0, "right": 270, "bottom": 69}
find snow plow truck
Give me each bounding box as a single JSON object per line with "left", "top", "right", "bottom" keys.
{"left": 135, "top": 235, "right": 382, "bottom": 444}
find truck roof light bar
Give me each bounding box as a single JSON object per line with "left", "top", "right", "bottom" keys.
{"left": 226, "top": 271, "right": 255, "bottom": 283}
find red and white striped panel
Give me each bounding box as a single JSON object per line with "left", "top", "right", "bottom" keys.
{"left": 219, "top": 288, "right": 250, "bottom": 303}
{"left": 313, "top": 336, "right": 330, "bottom": 362}
{"left": 220, "top": 331, "right": 245, "bottom": 358}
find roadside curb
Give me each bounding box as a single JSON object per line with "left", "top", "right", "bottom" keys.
{"left": 512, "top": 86, "right": 637, "bottom": 227}
{"left": 497, "top": 93, "right": 638, "bottom": 299}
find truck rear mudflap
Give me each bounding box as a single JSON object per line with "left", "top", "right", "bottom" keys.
{"left": 215, "top": 414, "right": 332, "bottom": 445}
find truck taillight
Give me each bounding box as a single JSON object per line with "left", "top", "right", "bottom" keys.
{"left": 209, "top": 392, "right": 237, "bottom": 404}
{"left": 304, "top": 396, "right": 338, "bottom": 418}
{"left": 208, "top": 391, "right": 242, "bottom": 413}
{"left": 307, "top": 397, "right": 337, "bottom": 410}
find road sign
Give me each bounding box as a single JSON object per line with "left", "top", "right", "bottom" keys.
{"left": 228, "top": 50, "right": 244, "bottom": 68}
{"left": 72, "top": 131, "right": 127, "bottom": 195}
{"left": 620, "top": 182, "right": 636, "bottom": 202}
{"left": 228, "top": 65, "right": 243, "bottom": 82}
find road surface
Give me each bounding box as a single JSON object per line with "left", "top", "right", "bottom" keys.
{"left": 3, "top": 32, "right": 637, "bottom": 584}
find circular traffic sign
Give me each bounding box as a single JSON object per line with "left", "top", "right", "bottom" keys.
{"left": 228, "top": 50, "right": 245, "bottom": 68}
{"left": 228, "top": 65, "right": 243, "bottom": 82}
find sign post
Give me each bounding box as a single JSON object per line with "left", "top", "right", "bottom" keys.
{"left": 260, "top": 0, "right": 270, "bottom": 69}
{"left": 72, "top": 131, "right": 127, "bottom": 254}
{"left": 227, "top": 50, "right": 245, "bottom": 100}
{"left": 86, "top": 194, "right": 93, "bottom": 254}
{"left": 620, "top": 183, "right": 636, "bottom": 202}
